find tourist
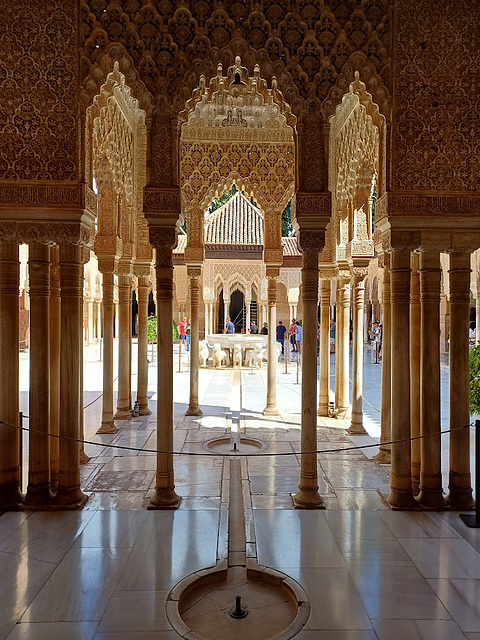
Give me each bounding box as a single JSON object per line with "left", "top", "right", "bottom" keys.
{"left": 370, "top": 321, "right": 381, "bottom": 360}
{"left": 289, "top": 318, "right": 297, "bottom": 353}
{"left": 330, "top": 318, "right": 336, "bottom": 353}
{"left": 224, "top": 316, "right": 235, "bottom": 334}
{"left": 261, "top": 322, "right": 268, "bottom": 335}
{"left": 295, "top": 321, "right": 302, "bottom": 354}
{"left": 250, "top": 320, "right": 259, "bottom": 334}
{"left": 178, "top": 316, "right": 188, "bottom": 350}
{"left": 186, "top": 318, "right": 191, "bottom": 351}
{"left": 276, "top": 320, "right": 287, "bottom": 356}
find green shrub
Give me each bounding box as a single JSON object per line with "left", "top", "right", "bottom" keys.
{"left": 469, "top": 344, "right": 480, "bottom": 414}
{"left": 147, "top": 316, "right": 157, "bottom": 343}
{"left": 172, "top": 319, "right": 179, "bottom": 341}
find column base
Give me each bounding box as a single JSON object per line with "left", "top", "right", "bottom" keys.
{"left": 147, "top": 488, "right": 181, "bottom": 509}
{"left": 185, "top": 405, "right": 203, "bottom": 417}
{"left": 80, "top": 449, "right": 91, "bottom": 465}
{"left": 292, "top": 488, "right": 325, "bottom": 509}
{"left": 23, "top": 484, "right": 54, "bottom": 507}
{"left": 446, "top": 485, "right": 475, "bottom": 510}
{"left": 348, "top": 422, "right": 368, "bottom": 435}
{"left": 114, "top": 408, "right": 133, "bottom": 420}
{"left": 139, "top": 405, "right": 152, "bottom": 416}
{"left": 317, "top": 402, "right": 329, "bottom": 417}
{"left": 387, "top": 488, "right": 419, "bottom": 510}
{"left": 97, "top": 421, "right": 118, "bottom": 434}
{"left": 416, "top": 488, "right": 448, "bottom": 510}
{"left": 373, "top": 448, "right": 391, "bottom": 464}
{"left": 52, "top": 485, "right": 88, "bottom": 509}
{"left": 263, "top": 405, "right": 280, "bottom": 416}
{"left": 336, "top": 405, "right": 351, "bottom": 420}
{"left": 0, "top": 484, "right": 22, "bottom": 509}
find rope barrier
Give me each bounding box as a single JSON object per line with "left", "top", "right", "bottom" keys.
{"left": 0, "top": 417, "right": 473, "bottom": 459}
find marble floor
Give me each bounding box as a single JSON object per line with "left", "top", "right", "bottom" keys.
{"left": 1, "top": 341, "right": 478, "bottom": 639}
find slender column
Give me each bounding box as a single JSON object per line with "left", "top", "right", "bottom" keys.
{"left": 446, "top": 253, "right": 474, "bottom": 507}
{"left": 49, "top": 246, "right": 60, "bottom": 492}
{"left": 53, "top": 244, "right": 87, "bottom": 507}
{"left": 114, "top": 300, "right": 119, "bottom": 338}
{"left": 87, "top": 301, "right": 94, "bottom": 344}
{"left": 263, "top": 271, "right": 279, "bottom": 415}
{"left": 24, "top": 244, "right": 52, "bottom": 504}
{"left": 97, "top": 269, "right": 117, "bottom": 433}
{"left": 246, "top": 300, "right": 251, "bottom": 333}
{"left": 0, "top": 242, "right": 21, "bottom": 507}
{"left": 335, "top": 283, "right": 341, "bottom": 409}
{"left": 410, "top": 253, "right": 421, "bottom": 489}
{"left": 476, "top": 291, "right": 480, "bottom": 346}
{"left": 294, "top": 244, "right": 324, "bottom": 508}
{"left": 97, "top": 300, "right": 102, "bottom": 340}
{"left": 374, "top": 257, "right": 392, "bottom": 463}
{"left": 79, "top": 282, "right": 90, "bottom": 465}
{"left": 186, "top": 267, "right": 202, "bottom": 416}
{"left": 128, "top": 287, "right": 132, "bottom": 411}
{"left": 417, "top": 250, "right": 446, "bottom": 509}
{"left": 337, "top": 278, "right": 350, "bottom": 418}
{"left": 224, "top": 300, "right": 229, "bottom": 328}
{"left": 148, "top": 231, "right": 181, "bottom": 509}
{"left": 115, "top": 274, "right": 133, "bottom": 419}
{"left": 348, "top": 273, "right": 367, "bottom": 434}
{"left": 388, "top": 248, "right": 416, "bottom": 509}
{"left": 318, "top": 279, "right": 331, "bottom": 416}
{"left": 136, "top": 274, "right": 151, "bottom": 415}
{"left": 204, "top": 304, "right": 209, "bottom": 338}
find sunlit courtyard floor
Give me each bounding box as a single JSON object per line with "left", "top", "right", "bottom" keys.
{"left": 1, "top": 342, "right": 479, "bottom": 639}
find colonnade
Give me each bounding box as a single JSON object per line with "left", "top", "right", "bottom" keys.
{"left": 381, "top": 248, "right": 473, "bottom": 510}
{"left": 0, "top": 240, "right": 152, "bottom": 508}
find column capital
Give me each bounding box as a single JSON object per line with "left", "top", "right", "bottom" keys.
{"left": 265, "top": 266, "right": 280, "bottom": 279}
{"left": 187, "top": 265, "right": 202, "bottom": 279}
{"left": 133, "top": 261, "right": 152, "bottom": 278}
{"left": 150, "top": 227, "right": 176, "bottom": 268}
{"left": 97, "top": 255, "right": 117, "bottom": 274}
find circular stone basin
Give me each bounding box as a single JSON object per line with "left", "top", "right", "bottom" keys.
{"left": 167, "top": 565, "right": 310, "bottom": 640}
{"left": 205, "top": 437, "right": 267, "bottom": 454}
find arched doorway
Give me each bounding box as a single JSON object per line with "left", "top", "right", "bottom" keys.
{"left": 230, "top": 289, "right": 244, "bottom": 333}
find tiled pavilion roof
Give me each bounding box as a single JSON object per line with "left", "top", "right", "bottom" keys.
{"left": 173, "top": 192, "right": 300, "bottom": 257}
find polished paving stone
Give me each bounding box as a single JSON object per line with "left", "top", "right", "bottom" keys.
{"left": 0, "top": 343, "right": 478, "bottom": 639}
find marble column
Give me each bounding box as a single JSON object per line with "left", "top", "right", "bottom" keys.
{"left": 335, "top": 284, "right": 341, "bottom": 410}
{"left": 388, "top": 248, "right": 416, "bottom": 509}
{"left": 224, "top": 300, "right": 229, "bottom": 328}
{"left": 204, "top": 304, "right": 209, "bottom": 338}
{"left": 79, "top": 282, "right": 90, "bottom": 466}
{"left": 136, "top": 274, "right": 151, "bottom": 416}
{"left": 336, "top": 278, "right": 351, "bottom": 419}
{"left": 53, "top": 244, "right": 87, "bottom": 507}
{"left": 294, "top": 244, "right": 324, "bottom": 508}
{"left": 148, "top": 230, "right": 181, "bottom": 509}
{"left": 88, "top": 301, "right": 94, "bottom": 344}
{"left": 246, "top": 300, "right": 251, "bottom": 333}
{"left": 417, "top": 250, "right": 446, "bottom": 509}
{"left": 374, "top": 256, "right": 392, "bottom": 464}
{"left": 263, "top": 271, "right": 279, "bottom": 415}
{"left": 410, "top": 253, "right": 421, "bottom": 490}
{"left": 446, "top": 252, "right": 474, "bottom": 507}
{"left": 186, "top": 267, "right": 202, "bottom": 416}
{"left": 0, "top": 242, "right": 21, "bottom": 507}
{"left": 476, "top": 292, "right": 480, "bottom": 346}
{"left": 97, "top": 301, "right": 102, "bottom": 340}
{"left": 24, "top": 243, "right": 52, "bottom": 505}
{"left": 115, "top": 274, "right": 133, "bottom": 419}
{"left": 318, "top": 279, "right": 331, "bottom": 416}
{"left": 97, "top": 269, "right": 117, "bottom": 434}
{"left": 49, "top": 246, "right": 60, "bottom": 492}
{"left": 348, "top": 273, "right": 367, "bottom": 434}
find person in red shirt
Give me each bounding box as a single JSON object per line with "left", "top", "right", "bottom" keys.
{"left": 289, "top": 318, "right": 298, "bottom": 353}
{"left": 178, "top": 316, "right": 188, "bottom": 350}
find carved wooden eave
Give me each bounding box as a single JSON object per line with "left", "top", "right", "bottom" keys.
{"left": 375, "top": 192, "right": 480, "bottom": 253}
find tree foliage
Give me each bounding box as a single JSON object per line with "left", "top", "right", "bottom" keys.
{"left": 147, "top": 316, "right": 179, "bottom": 342}
{"left": 469, "top": 344, "right": 480, "bottom": 414}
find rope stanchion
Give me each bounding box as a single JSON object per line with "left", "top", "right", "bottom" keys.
{"left": 0, "top": 417, "right": 473, "bottom": 459}
{"left": 460, "top": 418, "right": 480, "bottom": 528}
